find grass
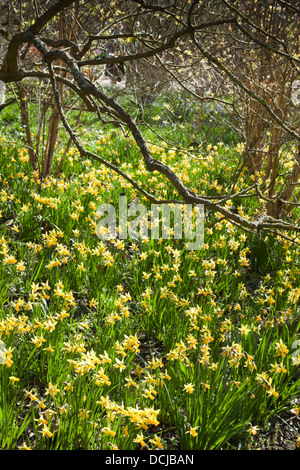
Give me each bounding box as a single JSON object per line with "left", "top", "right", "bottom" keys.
{"left": 0, "top": 92, "right": 300, "bottom": 450}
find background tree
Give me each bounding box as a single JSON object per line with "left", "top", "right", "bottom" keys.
{"left": 0, "top": 0, "right": 299, "bottom": 238}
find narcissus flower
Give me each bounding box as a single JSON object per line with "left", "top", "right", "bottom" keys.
{"left": 183, "top": 383, "right": 195, "bottom": 394}
{"left": 9, "top": 376, "right": 20, "bottom": 383}
{"left": 150, "top": 434, "right": 164, "bottom": 449}
{"left": 186, "top": 426, "right": 199, "bottom": 437}
{"left": 133, "top": 432, "right": 147, "bottom": 448}
{"left": 41, "top": 424, "right": 53, "bottom": 438}
{"left": 248, "top": 425, "right": 259, "bottom": 435}
{"left": 45, "top": 382, "right": 60, "bottom": 398}
{"left": 274, "top": 339, "right": 289, "bottom": 358}
{"left": 102, "top": 427, "right": 116, "bottom": 437}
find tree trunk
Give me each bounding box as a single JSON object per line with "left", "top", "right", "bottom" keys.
{"left": 41, "top": 12, "right": 66, "bottom": 178}
{"left": 270, "top": 143, "right": 300, "bottom": 218}
{"left": 17, "top": 83, "right": 38, "bottom": 170}
{"left": 41, "top": 100, "right": 60, "bottom": 178}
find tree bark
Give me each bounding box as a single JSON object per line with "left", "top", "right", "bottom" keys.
{"left": 17, "top": 83, "right": 38, "bottom": 170}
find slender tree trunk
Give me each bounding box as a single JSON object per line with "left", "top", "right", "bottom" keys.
{"left": 243, "top": 110, "right": 266, "bottom": 174}
{"left": 41, "top": 12, "right": 66, "bottom": 178}
{"left": 41, "top": 100, "right": 60, "bottom": 178}
{"left": 54, "top": 105, "right": 84, "bottom": 177}
{"left": 271, "top": 143, "right": 300, "bottom": 218}
{"left": 17, "top": 83, "right": 38, "bottom": 170}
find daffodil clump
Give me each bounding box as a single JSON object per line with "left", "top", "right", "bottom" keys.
{"left": 0, "top": 122, "right": 300, "bottom": 451}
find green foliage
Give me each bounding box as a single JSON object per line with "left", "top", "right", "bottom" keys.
{"left": 0, "top": 99, "right": 300, "bottom": 451}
